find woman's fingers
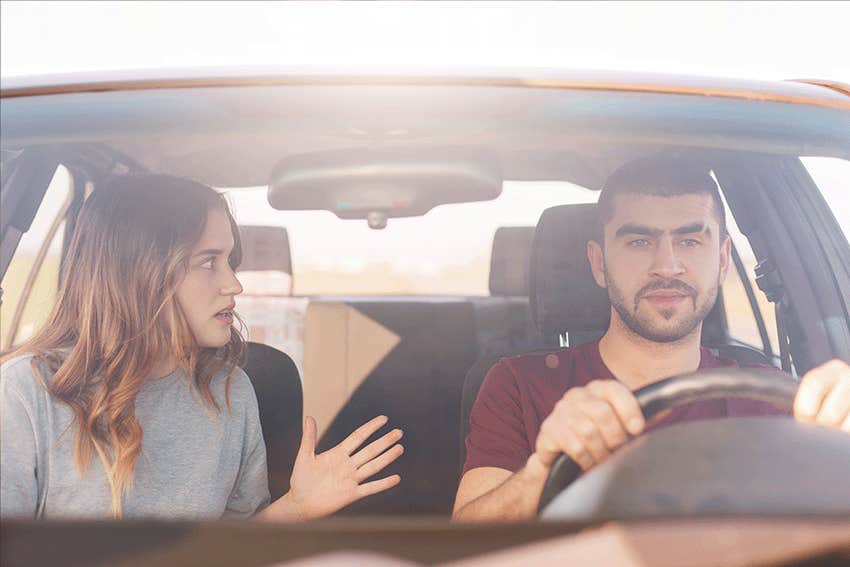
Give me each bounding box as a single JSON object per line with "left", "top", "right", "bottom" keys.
{"left": 356, "top": 474, "right": 401, "bottom": 499}
{"left": 297, "top": 416, "right": 318, "bottom": 459}
{"left": 339, "top": 415, "right": 389, "bottom": 455}
{"left": 355, "top": 444, "right": 405, "bottom": 482}
{"left": 351, "top": 428, "right": 404, "bottom": 467}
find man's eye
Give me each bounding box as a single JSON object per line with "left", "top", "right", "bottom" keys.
{"left": 628, "top": 239, "right": 651, "bottom": 247}
{"left": 200, "top": 257, "right": 215, "bottom": 270}
{"left": 681, "top": 238, "right": 702, "bottom": 247}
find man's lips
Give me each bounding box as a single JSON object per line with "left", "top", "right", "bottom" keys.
{"left": 643, "top": 291, "right": 689, "bottom": 299}
{"left": 642, "top": 291, "right": 689, "bottom": 308}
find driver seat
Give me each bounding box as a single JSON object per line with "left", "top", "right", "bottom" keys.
{"left": 459, "top": 203, "right": 772, "bottom": 475}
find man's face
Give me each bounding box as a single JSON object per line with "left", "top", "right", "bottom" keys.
{"left": 588, "top": 193, "right": 731, "bottom": 343}
{"left": 175, "top": 208, "right": 243, "bottom": 348}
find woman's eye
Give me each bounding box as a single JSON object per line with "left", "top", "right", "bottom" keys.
{"left": 200, "top": 257, "right": 215, "bottom": 270}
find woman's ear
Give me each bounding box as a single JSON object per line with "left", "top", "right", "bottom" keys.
{"left": 587, "top": 240, "right": 608, "bottom": 289}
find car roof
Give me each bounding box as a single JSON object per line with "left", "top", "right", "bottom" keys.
{"left": 2, "top": 67, "right": 849, "bottom": 189}
{"left": 2, "top": 66, "right": 849, "bottom": 108}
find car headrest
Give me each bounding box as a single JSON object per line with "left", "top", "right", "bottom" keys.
{"left": 238, "top": 226, "right": 292, "bottom": 274}
{"left": 489, "top": 226, "right": 535, "bottom": 297}
{"left": 530, "top": 203, "right": 610, "bottom": 336}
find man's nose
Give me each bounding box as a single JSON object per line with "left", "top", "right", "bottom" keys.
{"left": 649, "top": 236, "right": 685, "bottom": 278}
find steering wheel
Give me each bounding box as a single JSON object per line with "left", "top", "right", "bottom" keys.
{"left": 536, "top": 368, "right": 800, "bottom": 514}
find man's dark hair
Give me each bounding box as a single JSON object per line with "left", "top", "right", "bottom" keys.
{"left": 596, "top": 153, "right": 728, "bottom": 241}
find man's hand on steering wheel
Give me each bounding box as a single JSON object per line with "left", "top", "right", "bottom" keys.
{"left": 794, "top": 359, "right": 850, "bottom": 432}
{"left": 533, "top": 380, "right": 645, "bottom": 473}
{"left": 534, "top": 359, "right": 850, "bottom": 477}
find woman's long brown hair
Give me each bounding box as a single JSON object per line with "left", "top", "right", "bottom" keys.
{"left": 1, "top": 175, "right": 245, "bottom": 518}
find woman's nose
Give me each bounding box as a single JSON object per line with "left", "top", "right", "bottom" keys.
{"left": 221, "top": 268, "right": 244, "bottom": 296}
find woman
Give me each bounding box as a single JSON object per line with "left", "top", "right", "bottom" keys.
{"left": 0, "top": 174, "right": 404, "bottom": 520}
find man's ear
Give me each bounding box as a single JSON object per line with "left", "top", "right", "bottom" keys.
{"left": 718, "top": 234, "right": 732, "bottom": 284}
{"left": 587, "top": 240, "right": 607, "bottom": 289}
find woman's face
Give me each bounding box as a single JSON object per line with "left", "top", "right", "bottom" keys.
{"left": 175, "top": 208, "right": 243, "bottom": 348}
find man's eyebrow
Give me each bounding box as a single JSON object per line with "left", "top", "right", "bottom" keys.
{"left": 614, "top": 222, "right": 711, "bottom": 238}
{"left": 672, "top": 222, "right": 710, "bottom": 235}
{"left": 614, "top": 224, "right": 663, "bottom": 238}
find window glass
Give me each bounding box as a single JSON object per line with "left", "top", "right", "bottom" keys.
{"left": 0, "top": 165, "right": 71, "bottom": 349}
{"left": 801, "top": 157, "right": 850, "bottom": 240}
{"left": 227, "top": 181, "right": 598, "bottom": 296}
{"left": 721, "top": 192, "right": 780, "bottom": 356}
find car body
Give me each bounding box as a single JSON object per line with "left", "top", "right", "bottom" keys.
{"left": 1, "top": 68, "right": 849, "bottom": 565}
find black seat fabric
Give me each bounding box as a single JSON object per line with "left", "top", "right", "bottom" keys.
{"left": 474, "top": 225, "right": 546, "bottom": 357}
{"left": 489, "top": 226, "right": 535, "bottom": 297}
{"left": 529, "top": 203, "right": 610, "bottom": 336}
{"left": 239, "top": 341, "right": 302, "bottom": 501}
{"left": 316, "top": 300, "right": 479, "bottom": 516}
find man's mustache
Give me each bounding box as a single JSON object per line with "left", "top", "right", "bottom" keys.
{"left": 636, "top": 279, "right": 697, "bottom": 301}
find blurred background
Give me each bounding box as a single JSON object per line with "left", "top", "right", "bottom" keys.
{"left": 2, "top": 1, "right": 849, "bottom": 360}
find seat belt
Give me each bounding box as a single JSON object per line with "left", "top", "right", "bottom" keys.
{"left": 755, "top": 258, "right": 794, "bottom": 375}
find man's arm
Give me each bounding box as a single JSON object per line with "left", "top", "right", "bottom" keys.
{"left": 454, "top": 379, "right": 645, "bottom": 522}
{"left": 452, "top": 457, "right": 548, "bottom": 522}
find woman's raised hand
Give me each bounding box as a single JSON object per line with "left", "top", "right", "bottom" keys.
{"left": 274, "top": 415, "right": 404, "bottom": 520}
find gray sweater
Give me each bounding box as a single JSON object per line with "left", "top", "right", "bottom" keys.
{"left": 0, "top": 354, "right": 271, "bottom": 519}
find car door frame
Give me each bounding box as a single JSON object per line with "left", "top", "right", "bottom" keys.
{"left": 715, "top": 152, "right": 850, "bottom": 373}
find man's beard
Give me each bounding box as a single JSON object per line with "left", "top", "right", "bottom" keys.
{"left": 605, "top": 267, "right": 719, "bottom": 344}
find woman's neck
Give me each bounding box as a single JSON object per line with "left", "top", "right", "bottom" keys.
{"left": 147, "top": 356, "right": 178, "bottom": 381}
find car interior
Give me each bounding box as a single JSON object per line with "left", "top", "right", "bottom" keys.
{"left": 1, "top": 81, "right": 849, "bottom": 567}
{"left": 2, "top": 147, "right": 848, "bottom": 511}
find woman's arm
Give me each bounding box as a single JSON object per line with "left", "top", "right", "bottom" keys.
{"left": 0, "top": 368, "right": 40, "bottom": 518}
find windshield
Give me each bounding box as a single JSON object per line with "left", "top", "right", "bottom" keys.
{"left": 2, "top": 81, "right": 850, "bottom": 567}
{"left": 227, "top": 181, "right": 598, "bottom": 296}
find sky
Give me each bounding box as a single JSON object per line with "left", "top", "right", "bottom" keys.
{"left": 2, "top": 1, "right": 848, "bottom": 281}
{"left": 2, "top": 1, "right": 850, "bottom": 81}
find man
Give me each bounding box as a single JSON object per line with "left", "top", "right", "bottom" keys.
{"left": 453, "top": 154, "right": 850, "bottom": 522}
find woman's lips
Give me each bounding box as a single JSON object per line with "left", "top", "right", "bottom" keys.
{"left": 214, "top": 312, "right": 233, "bottom": 325}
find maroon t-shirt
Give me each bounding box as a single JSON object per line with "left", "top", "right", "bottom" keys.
{"left": 463, "top": 339, "right": 786, "bottom": 475}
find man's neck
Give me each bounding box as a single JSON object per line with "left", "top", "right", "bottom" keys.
{"left": 598, "top": 314, "right": 702, "bottom": 390}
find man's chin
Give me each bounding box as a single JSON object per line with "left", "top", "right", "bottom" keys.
{"left": 627, "top": 311, "right": 700, "bottom": 343}
{"left": 638, "top": 320, "right": 699, "bottom": 343}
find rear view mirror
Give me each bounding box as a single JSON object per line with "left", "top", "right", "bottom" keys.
{"left": 268, "top": 147, "right": 502, "bottom": 229}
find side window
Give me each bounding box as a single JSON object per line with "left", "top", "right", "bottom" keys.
{"left": 0, "top": 165, "right": 73, "bottom": 350}
{"left": 720, "top": 191, "right": 780, "bottom": 357}
{"left": 800, "top": 157, "right": 849, "bottom": 240}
